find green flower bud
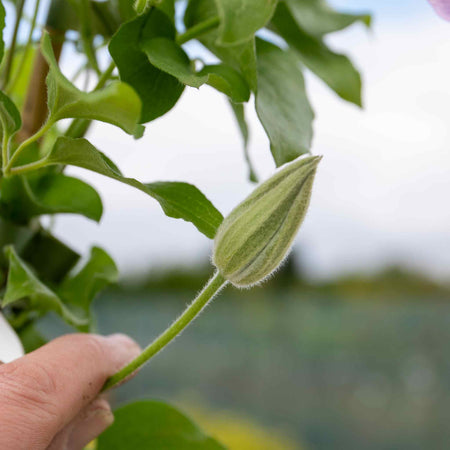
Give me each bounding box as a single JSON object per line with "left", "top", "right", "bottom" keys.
{"left": 213, "top": 155, "right": 321, "bottom": 288}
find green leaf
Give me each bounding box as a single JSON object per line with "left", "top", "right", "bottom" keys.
{"left": 97, "top": 401, "right": 226, "bottom": 450}
{"left": 57, "top": 247, "right": 118, "bottom": 331}
{"left": 228, "top": 101, "right": 257, "bottom": 182}
{"left": 109, "top": 8, "right": 184, "bottom": 123}
{"left": 41, "top": 32, "right": 142, "bottom": 134}
{"left": 141, "top": 38, "right": 250, "bottom": 102}
{"left": 0, "top": 91, "right": 21, "bottom": 140}
{"left": 284, "top": 0, "right": 371, "bottom": 37}
{"left": 255, "top": 39, "right": 314, "bottom": 166}
{"left": 185, "top": 0, "right": 258, "bottom": 92}
{"left": 2, "top": 246, "right": 87, "bottom": 328}
{"left": 44, "top": 137, "right": 224, "bottom": 238}
{"left": 271, "top": 3, "right": 362, "bottom": 106}
{"left": 214, "top": 0, "right": 278, "bottom": 45}
{"left": 0, "top": 173, "right": 103, "bottom": 223}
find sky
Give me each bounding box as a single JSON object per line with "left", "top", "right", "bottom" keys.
{"left": 6, "top": 1, "right": 450, "bottom": 282}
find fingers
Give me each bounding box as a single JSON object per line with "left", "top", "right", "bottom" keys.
{"left": 0, "top": 333, "right": 140, "bottom": 450}
{"left": 48, "top": 397, "right": 114, "bottom": 450}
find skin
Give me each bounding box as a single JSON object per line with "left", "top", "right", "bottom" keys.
{"left": 0, "top": 333, "right": 141, "bottom": 450}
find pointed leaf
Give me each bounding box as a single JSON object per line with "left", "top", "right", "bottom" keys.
{"left": 255, "top": 39, "right": 314, "bottom": 166}
{"left": 214, "top": 0, "right": 278, "bottom": 45}
{"left": 271, "top": 3, "right": 362, "bottom": 106}
{"left": 109, "top": 8, "right": 184, "bottom": 123}
{"left": 2, "top": 246, "right": 87, "bottom": 328}
{"left": 185, "top": 0, "right": 258, "bottom": 92}
{"left": 44, "top": 137, "right": 224, "bottom": 238}
{"left": 41, "top": 32, "right": 142, "bottom": 134}
{"left": 97, "top": 401, "right": 225, "bottom": 450}
{"left": 284, "top": 0, "right": 371, "bottom": 36}
{"left": 0, "top": 91, "right": 21, "bottom": 140}
{"left": 57, "top": 247, "right": 118, "bottom": 331}
{"left": 0, "top": 173, "right": 103, "bottom": 223}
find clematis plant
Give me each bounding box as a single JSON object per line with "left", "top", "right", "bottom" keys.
{"left": 0, "top": 0, "right": 370, "bottom": 446}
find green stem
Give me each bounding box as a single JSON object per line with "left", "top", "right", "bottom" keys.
{"left": 176, "top": 16, "right": 220, "bottom": 45}
{"left": 6, "top": 0, "right": 42, "bottom": 94}
{"left": 8, "top": 156, "right": 49, "bottom": 176}
{"left": 102, "top": 271, "right": 228, "bottom": 391}
{"left": 2, "top": 0, "right": 27, "bottom": 89}
{"left": 4, "top": 119, "right": 54, "bottom": 173}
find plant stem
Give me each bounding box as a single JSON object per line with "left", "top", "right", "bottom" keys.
{"left": 176, "top": 16, "right": 220, "bottom": 45}
{"left": 4, "top": 119, "right": 54, "bottom": 173}
{"left": 2, "top": 0, "right": 27, "bottom": 89}
{"left": 8, "top": 157, "right": 49, "bottom": 176}
{"left": 7, "top": 0, "right": 42, "bottom": 94}
{"left": 102, "top": 271, "right": 228, "bottom": 391}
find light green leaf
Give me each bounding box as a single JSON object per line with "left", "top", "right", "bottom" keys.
{"left": 97, "top": 401, "right": 226, "bottom": 450}
{"left": 0, "top": 91, "right": 21, "bottom": 140}
{"left": 142, "top": 38, "right": 250, "bottom": 102}
{"left": 214, "top": 0, "right": 278, "bottom": 45}
{"left": 44, "top": 137, "right": 224, "bottom": 238}
{"left": 271, "top": 3, "right": 362, "bottom": 106}
{"left": 228, "top": 101, "right": 257, "bottom": 182}
{"left": 2, "top": 246, "right": 87, "bottom": 328}
{"left": 185, "top": 0, "right": 258, "bottom": 92}
{"left": 41, "top": 32, "right": 142, "bottom": 134}
{"left": 255, "top": 39, "right": 314, "bottom": 166}
{"left": 109, "top": 8, "right": 184, "bottom": 123}
{"left": 284, "top": 0, "right": 371, "bottom": 37}
{"left": 0, "top": 173, "right": 103, "bottom": 223}
{"left": 57, "top": 247, "right": 118, "bottom": 331}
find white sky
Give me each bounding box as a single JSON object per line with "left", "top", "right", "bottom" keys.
{"left": 42, "top": 1, "right": 450, "bottom": 282}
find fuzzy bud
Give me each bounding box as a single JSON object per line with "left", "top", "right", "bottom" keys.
{"left": 213, "top": 155, "right": 321, "bottom": 288}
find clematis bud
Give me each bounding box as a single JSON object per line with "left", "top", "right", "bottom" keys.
{"left": 428, "top": 0, "right": 450, "bottom": 20}
{"left": 213, "top": 155, "right": 321, "bottom": 288}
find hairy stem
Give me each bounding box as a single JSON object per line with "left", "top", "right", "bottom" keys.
{"left": 176, "top": 16, "right": 220, "bottom": 45}
{"left": 102, "top": 271, "right": 228, "bottom": 391}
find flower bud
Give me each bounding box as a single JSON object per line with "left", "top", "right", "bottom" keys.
{"left": 428, "top": 0, "right": 450, "bottom": 20}
{"left": 213, "top": 155, "right": 321, "bottom": 288}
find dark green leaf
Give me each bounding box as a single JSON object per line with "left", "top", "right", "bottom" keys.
{"left": 0, "top": 1, "right": 5, "bottom": 64}
{"left": 141, "top": 38, "right": 250, "bottom": 102}
{"left": 185, "top": 0, "right": 258, "bottom": 92}
{"left": 17, "top": 323, "right": 48, "bottom": 353}
{"left": 214, "top": 0, "right": 278, "bottom": 45}
{"left": 41, "top": 32, "right": 142, "bottom": 134}
{"left": 0, "top": 218, "right": 34, "bottom": 268}
{"left": 284, "top": 0, "right": 371, "bottom": 37}
{"left": 228, "top": 101, "right": 257, "bottom": 182}
{"left": 97, "top": 401, "right": 226, "bottom": 450}
{"left": 255, "top": 39, "right": 314, "bottom": 166}
{"left": 271, "top": 3, "right": 362, "bottom": 106}
{"left": 2, "top": 246, "right": 86, "bottom": 328}
{"left": 57, "top": 247, "right": 118, "bottom": 331}
{"left": 109, "top": 8, "right": 184, "bottom": 123}
{"left": 0, "top": 91, "right": 21, "bottom": 140}
{"left": 0, "top": 173, "right": 103, "bottom": 223}
{"left": 44, "top": 137, "right": 224, "bottom": 238}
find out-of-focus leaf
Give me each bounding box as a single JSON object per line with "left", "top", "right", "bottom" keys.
{"left": 109, "top": 8, "right": 184, "bottom": 123}
{"left": 17, "top": 323, "right": 48, "bottom": 353}
{"left": 2, "top": 247, "right": 87, "bottom": 328}
{"left": 284, "top": 0, "right": 371, "bottom": 36}
{"left": 97, "top": 401, "right": 226, "bottom": 450}
{"left": 0, "top": 218, "right": 34, "bottom": 267}
{"left": 44, "top": 137, "right": 224, "bottom": 238}
{"left": 271, "top": 3, "right": 362, "bottom": 106}
{"left": 185, "top": 0, "right": 257, "bottom": 92}
{"left": 214, "top": 0, "right": 278, "bottom": 45}
{"left": 0, "top": 173, "right": 103, "bottom": 223}
{"left": 228, "top": 101, "right": 257, "bottom": 182}
{"left": 41, "top": 32, "right": 142, "bottom": 134}
{"left": 255, "top": 39, "right": 314, "bottom": 166}
{"left": 142, "top": 38, "right": 250, "bottom": 102}
{"left": 0, "top": 91, "right": 21, "bottom": 141}
{"left": 57, "top": 247, "right": 118, "bottom": 331}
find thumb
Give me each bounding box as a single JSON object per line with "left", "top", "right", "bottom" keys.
{"left": 0, "top": 333, "right": 140, "bottom": 450}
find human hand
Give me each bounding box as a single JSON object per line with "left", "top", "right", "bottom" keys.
{"left": 0, "top": 333, "right": 140, "bottom": 450}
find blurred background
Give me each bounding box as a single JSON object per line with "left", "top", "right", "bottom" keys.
{"left": 12, "top": 0, "right": 450, "bottom": 448}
